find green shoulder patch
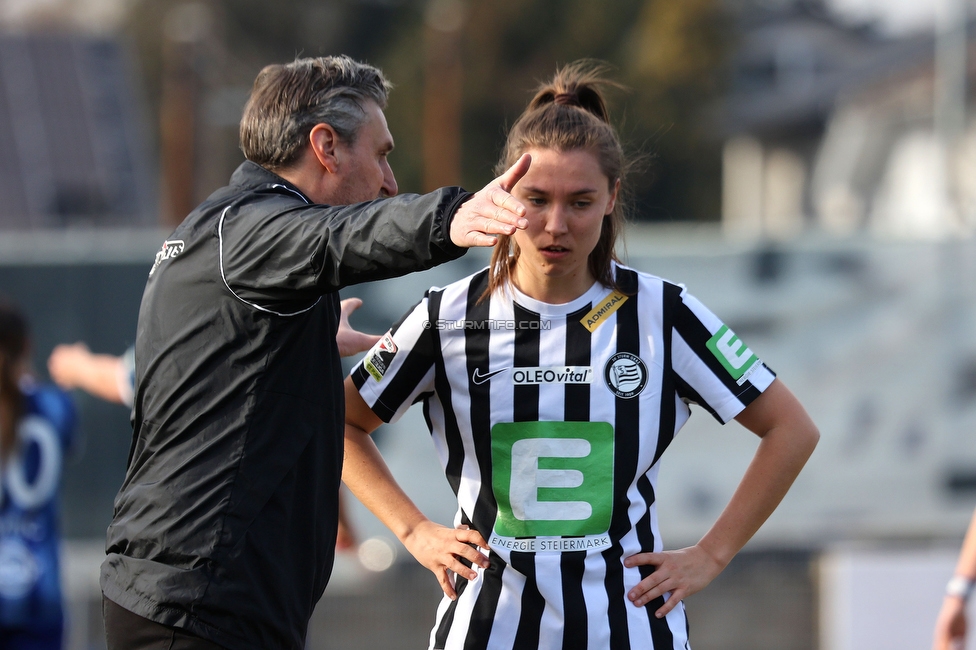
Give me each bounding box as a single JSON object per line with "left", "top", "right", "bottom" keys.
{"left": 705, "top": 325, "right": 759, "bottom": 381}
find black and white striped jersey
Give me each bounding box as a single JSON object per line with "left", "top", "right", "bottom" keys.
{"left": 351, "top": 263, "right": 776, "bottom": 650}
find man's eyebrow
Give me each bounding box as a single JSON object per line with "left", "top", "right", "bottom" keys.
{"left": 522, "top": 185, "right": 598, "bottom": 195}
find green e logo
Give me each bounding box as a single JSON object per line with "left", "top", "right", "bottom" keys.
{"left": 491, "top": 421, "right": 614, "bottom": 538}
{"left": 706, "top": 325, "right": 758, "bottom": 380}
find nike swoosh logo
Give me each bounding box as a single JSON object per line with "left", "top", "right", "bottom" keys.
{"left": 472, "top": 367, "right": 508, "bottom": 385}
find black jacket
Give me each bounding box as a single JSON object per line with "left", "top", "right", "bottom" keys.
{"left": 101, "top": 161, "right": 469, "bottom": 649}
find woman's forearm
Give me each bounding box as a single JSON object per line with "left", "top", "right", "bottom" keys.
{"left": 697, "top": 418, "right": 818, "bottom": 567}
{"left": 342, "top": 423, "right": 430, "bottom": 542}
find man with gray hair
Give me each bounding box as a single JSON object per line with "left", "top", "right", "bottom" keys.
{"left": 99, "top": 55, "right": 530, "bottom": 650}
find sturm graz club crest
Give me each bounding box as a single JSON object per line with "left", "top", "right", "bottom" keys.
{"left": 603, "top": 352, "right": 647, "bottom": 399}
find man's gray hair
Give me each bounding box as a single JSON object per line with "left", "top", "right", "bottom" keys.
{"left": 240, "top": 55, "right": 392, "bottom": 170}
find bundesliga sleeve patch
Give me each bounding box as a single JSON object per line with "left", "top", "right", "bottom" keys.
{"left": 363, "top": 333, "right": 398, "bottom": 382}
{"left": 705, "top": 325, "right": 762, "bottom": 386}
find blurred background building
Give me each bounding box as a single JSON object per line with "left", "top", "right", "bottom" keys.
{"left": 1, "top": 0, "right": 976, "bottom": 647}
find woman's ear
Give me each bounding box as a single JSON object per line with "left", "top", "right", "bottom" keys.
{"left": 605, "top": 177, "right": 621, "bottom": 215}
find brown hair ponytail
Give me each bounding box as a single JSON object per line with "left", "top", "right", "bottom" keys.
{"left": 0, "top": 302, "right": 27, "bottom": 462}
{"left": 484, "top": 60, "right": 630, "bottom": 301}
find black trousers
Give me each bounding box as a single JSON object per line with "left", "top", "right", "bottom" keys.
{"left": 102, "top": 596, "right": 227, "bottom": 650}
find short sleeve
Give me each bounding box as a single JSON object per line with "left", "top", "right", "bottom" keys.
{"left": 669, "top": 287, "right": 776, "bottom": 424}
{"left": 350, "top": 296, "right": 437, "bottom": 423}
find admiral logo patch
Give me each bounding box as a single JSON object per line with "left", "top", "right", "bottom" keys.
{"left": 581, "top": 291, "right": 628, "bottom": 333}
{"left": 364, "top": 334, "right": 398, "bottom": 381}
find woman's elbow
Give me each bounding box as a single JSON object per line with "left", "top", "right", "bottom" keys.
{"left": 797, "top": 420, "right": 820, "bottom": 459}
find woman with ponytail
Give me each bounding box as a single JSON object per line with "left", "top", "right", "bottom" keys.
{"left": 0, "top": 301, "right": 75, "bottom": 650}
{"left": 342, "top": 61, "right": 819, "bottom": 649}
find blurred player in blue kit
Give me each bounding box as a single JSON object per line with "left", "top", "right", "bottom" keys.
{"left": 0, "top": 301, "right": 76, "bottom": 650}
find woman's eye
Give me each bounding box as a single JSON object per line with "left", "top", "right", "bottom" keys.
{"left": 574, "top": 201, "right": 592, "bottom": 209}
{"left": 527, "top": 197, "right": 545, "bottom": 206}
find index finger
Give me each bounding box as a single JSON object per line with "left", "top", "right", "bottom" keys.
{"left": 456, "top": 527, "right": 490, "bottom": 550}
{"left": 496, "top": 153, "right": 531, "bottom": 193}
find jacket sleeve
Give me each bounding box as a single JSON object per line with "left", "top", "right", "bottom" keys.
{"left": 219, "top": 187, "right": 470, "bottom": 309}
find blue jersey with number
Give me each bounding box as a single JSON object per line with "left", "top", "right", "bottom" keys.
{"left": 0, "top": 384, "right": 75, "bottom": 630}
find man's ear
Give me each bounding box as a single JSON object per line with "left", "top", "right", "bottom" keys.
{"left": 309, "top": 123, "right": 340, "bottom": 173}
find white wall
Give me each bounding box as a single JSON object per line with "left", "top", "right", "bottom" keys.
{"left": 819, "top": 545, "right": 974, "bottom": 650}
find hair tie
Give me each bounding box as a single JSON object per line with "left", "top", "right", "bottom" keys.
{"left": 553, "top": 92, "right": 579, "bottom": 107}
